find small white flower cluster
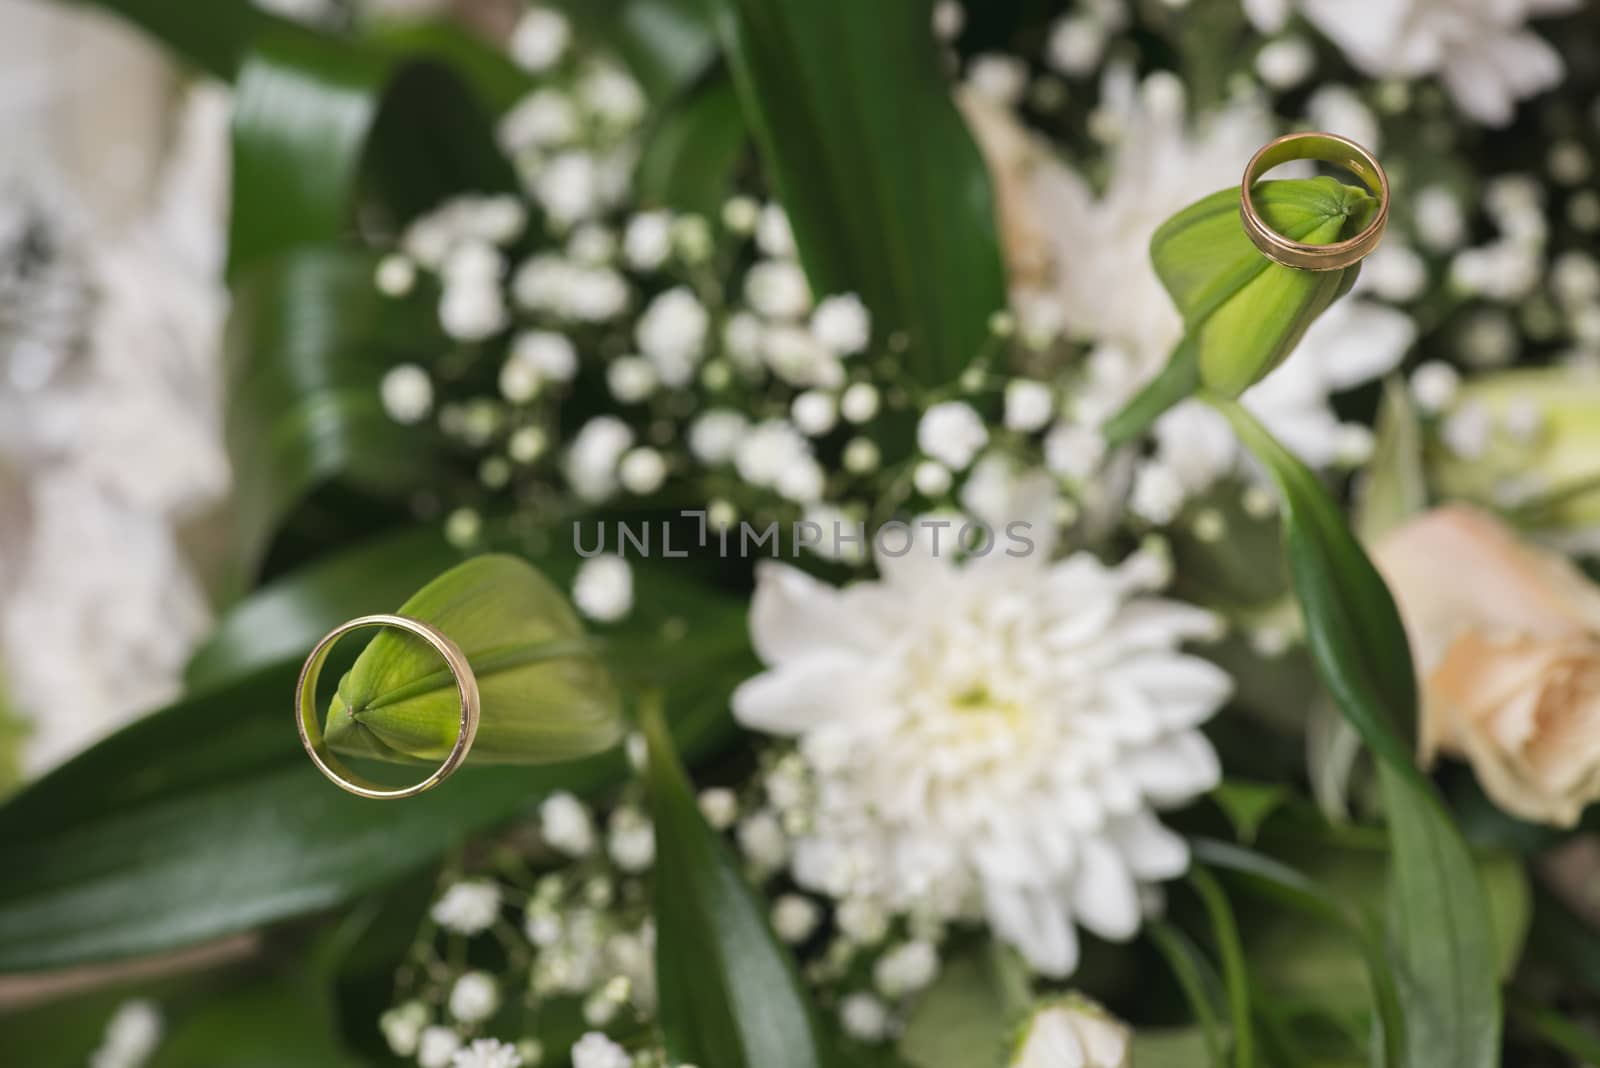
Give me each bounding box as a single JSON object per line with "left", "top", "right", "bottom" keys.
{"left": 90, "top": 1000, "right": 162, "bottom": 1068}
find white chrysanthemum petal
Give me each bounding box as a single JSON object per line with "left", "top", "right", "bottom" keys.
{"left": 1110, "top": 811, "right": 1190, "bottom": 881}
{"left": 1070, "top": 837, "right": 1140, "bottom": 941}
{"left": 1124, "top": 731, "right": 1221, "bottom": 805}
{"left": 732, "top": 653, "right": 864, "bottom": 735}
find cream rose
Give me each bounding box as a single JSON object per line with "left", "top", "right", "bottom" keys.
{"left": 1374, "top": 505, "right": 1600, "bottom": 827}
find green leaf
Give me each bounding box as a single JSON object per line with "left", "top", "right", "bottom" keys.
{"left": 636, "top": 73, "right": 749, "bottom": 216}
{"left": 1214, "top": 400, "right": 1502, "bottom": 1068}
{"left": 1356, "top": 376, "right": 1429, "bottom": 544}
{"left": 549, "top": 0, "right": 718, "bottom": 102}
{"left": 223, "top": 248, "right": 448, "bottom": 589}
{"left": 898, "top": 943, "right": 1021, "bottom": 1068}
{"left": 709, "top": 0, "right": 1007, "bottom": 385}
{"left": 1133, "top": 1030, "right": 1215, "bottom": 1068}
{"left": 0, "top": 527, "right": 751, "bottom": 972}
{"left": 48, "top": 0, "right": 278, "bottom": 79}
{"left": 643, "top": 696, "right": 828, "bottom": 1068}
{"left": 322, "top": 554, "right": 623, "bottom": 765}
{"left": 362, "top": 19, "right": 537, "bottom": 115}
{"left": 1211, "top": 781, "right": 1291, "bottom": 845}
{"left": 1191, "top": 867, "right": 1254, "bottom": 1068}
{"left": 1147, "top": 920, "right": 1228, "bottom": 1066}
{"left": 229, "top": 26, "right": 516, "bottom": 276}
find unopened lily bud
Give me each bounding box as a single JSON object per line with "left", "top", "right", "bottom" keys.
{"left": 1107, "top": 177, "right": 1376, "bottom": 441}
{"left": 1010, "top": 995, "right": 1131, "bottom": 1068}
{"left": 322, "top": 554, "right": 623, "bottom": 765}
{"left": 1429, "top": 367, "right": 1600, "bottom": 552}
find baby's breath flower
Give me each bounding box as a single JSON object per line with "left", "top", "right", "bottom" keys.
{"left": 541, "top": 791, "right": 597, "bottom": 856}
{"left": 622, "top": 211, "right": 674, "bottom": 271}
{"left": 840, "top": 383, "right": 880, "bottom": 424}
{"left": 380, "top": 1001, "right": 428, "bottom": 1057}
{"left": 537, "top": 152, "right": 602, "bottom": 228}
{"left": 573, "top": 555, "right": 634, "bottom": 623}
{"left": 811, "top": 294, "right": 872, "bottom": 355}
{"left": 874, "top": 941, "right": 940, "bottom": 998}
{"left": 431, "top": 880, "right": 503, "bottom": 936}
{"left": 746, "top": 260, "right": 813, "bottom": 320}
{"left": 449, "top": 972, "right": 500, "bottom": 1023}
{"left": 689, "top": 410, "right": 749, "bottom": 465}
{"left": 381, "top": 364, "right": 433, "bottom": 425}
{"left": 918, "top": 401, "right": 988, "bottom": 470}
{"left": 636, "top": 287, "right": 710, "bottom": 386}
{"left": 792, "top": 391, "right": 839, "bottom": 437}
{"left": 566, "top": 416, "right": 635, "bottom": 502}
{"left": 375, "top": 254, "right": 417, "bottom": 297}
{"left": 607, "top": 357, "right": 658, "bottom": 404}
{"left": 571, "top": 1033, "right": 631, "bottom": 1068}
{"left": 419, "top": 1026, "right": 463, "bottom": 1068}
{"left": 1004, "top": 379, "right": 1053, "bottom": 432}
{"left": 453, "top": 1037, "right": 525, "bottom": 1068}
{"left": 604, "top": 805, "right": 656, "bottom": 869}
{"left": 510, "top": 7, "right": 570, "bottom": 72}
{"left": 737, "top": 809, "right": 789, "bottom": 872}
{"left": 698, "top": 787, "right": 739, "bottom": 829}
{"left": 839, "top": 992, "right": 891, "bottom": 1042}
{"left": 619, "top": 448, "right": 667, "bottom": 495}
{"left": 756, "top": 204, "right": 797, "bottom": 258}
{"left": 772, "top": 894, "right": 821, "bottom": 944}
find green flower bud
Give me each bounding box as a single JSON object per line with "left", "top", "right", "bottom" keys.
{"left": 1107, "top": 177, "right": 1377, "bottom": 441}
{"left": 322, "top": 554, "right": 624, "bottom": 766}
{"left": 1431, "top": 368, "right": 1600, "bottom": 548}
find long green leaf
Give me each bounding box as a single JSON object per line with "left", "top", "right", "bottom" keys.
{"left": 0, "top": 528, "right": 751, "bottom": 972}
{"left": 223, "top": 248, "right": 449, "bottom": 589}
{"left": 550, "top": 0, "right": 718, "bottom": 103}
{"left": 1214, "top": 399, "right": 1501, "bottom": 1068}
{"left": 636, "top": 72, "right": 749, "bottom": 216}
{"left": 644, "top": 697, "right": 827, "bottom": 1068}
{"left": 708, "top": 0, "right": 1006, "bottom": 385}
{"left": 1193, "top": 839, "right": 1404, "bottom": 1067}
{"left": 229, "top": 26, "right": 517, "bottom": 276}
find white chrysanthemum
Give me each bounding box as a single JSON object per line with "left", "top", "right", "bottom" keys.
{"left": 1011, "top": 997, "right": 1131, "bottom": 1068}
{"left": 570, "top": 1032, "right": 631, "bottom": 1068}
{"left": 1244, "top": 0, "right": 1579, "bottom": 127}
{"left": 453, "top": 1038, "right": 524, "bottom": 1068}
{"left": 431, "top": 880, "right": 502, "bottom": 935}
{"left": 731, "top": 508, "right": 1230, "bottom": 976}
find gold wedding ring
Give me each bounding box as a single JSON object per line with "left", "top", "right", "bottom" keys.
{"left": 1240, "top": 131, "right": 1390, "bottom": 271}
{"left": 295, "top": 613, "right": 480, "bottom": 799}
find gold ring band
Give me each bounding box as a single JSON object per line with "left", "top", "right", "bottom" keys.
{"left": 295, "top": 613, "right": 480, "bottom": 799}
{"left": 1239, "top": 131, "right": 1390, "bottom": 271}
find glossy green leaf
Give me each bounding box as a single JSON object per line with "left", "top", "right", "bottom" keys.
{"left": 1132, "top": 1030, "right": 1214, "bottom": 1067}
{"left": 223, "top": 249, "right": 448, "bottom": 589}
{"left": 899, "top": 943, "right": 1025, "bottom": 1068}
{"left": 1147, "top": 920, "right": 1228, "bottom": 1066}
{"left": 644, "top": 698, "right": 827, "bottom": 1068}
{"left": 1356, "top": 376, "right": 1429, "bottom": 544}
{"left": 323, "top": 554, "right": 623, "bottom": 765}
{"left": 709, "top": 0, "right": 1007, "bottom": 385}
{"left": 1191, "top": 866, "right": 1254, "bottom": 1068}
{"left": 1194, "top": 839, "right": 1405, "bottom": 1067}
{"left": 1214, "top": 401, "right": 1501, "bottom": 1068}
{"left": 229, "top": 27, "right": 517, "bottom": 276}
{"left": 0, "top": 528, "right": 751, "bottom": 972}
{"left": 636, "top": 73, "right": 749, "bottom": 216}
{"left": 549, "top": 0, "right": 718, "bottom": 102}
{"left": 362, "top": 19, "right": 536, "bottom": 115}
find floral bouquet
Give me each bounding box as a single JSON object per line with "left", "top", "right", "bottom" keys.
{"left": 5, "top": 1, "right": 1600, "bottom": 1067}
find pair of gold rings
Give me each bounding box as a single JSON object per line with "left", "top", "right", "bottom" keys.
{"left": 1240, "top": 131, "right": 1389, "bottom": 271}
{"left": 295, "top": 614, "right": 479, "bottom": 799}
